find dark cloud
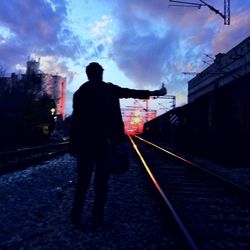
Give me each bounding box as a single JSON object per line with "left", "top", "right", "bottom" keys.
{"left": 112, "top": 29, "right": 180, "bottom": 86}
{"left": 1, "top": 0, "right": 250, "bottom": 109}
{"left": 110, "top": 1, "right": 197, "bottom": 89}
{"left": 110, "top": 0, "right": 250, "bottom": 94}
{"left": 0, "top": 0, "right": 62, "bottom": 44}
{"left": 0, "top": 0, "right": 83, "bottom": 72}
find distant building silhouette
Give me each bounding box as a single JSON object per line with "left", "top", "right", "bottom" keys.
{"left": 0, "top": 59, "right": 66, "bottom": 119}
{"left": 26, "top": 59, "right": 40, "bottom": 76}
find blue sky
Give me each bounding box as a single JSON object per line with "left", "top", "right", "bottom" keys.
{"left": 0, "top": 0, "right": 249, "bottom": 115}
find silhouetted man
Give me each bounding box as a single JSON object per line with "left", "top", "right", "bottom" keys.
{"left": 70, "top": 62, "right": 166, "bottom": 227}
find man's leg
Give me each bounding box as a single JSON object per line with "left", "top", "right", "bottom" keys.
{"left": 71, "top": 156, "right": 94, "bottom": 224}
{"left": 92, "top": 150, "right": 109, "bottom": 226}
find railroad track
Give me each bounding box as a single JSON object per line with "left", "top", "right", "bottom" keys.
{"left": 0, "top": 141, "right": 69, "bottom": 175}
{"left": 129, "top": 135, "right": 250, "bottom": 250}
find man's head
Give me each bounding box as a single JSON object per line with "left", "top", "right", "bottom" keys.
{"left": 86, "top": 62, "right": 104, "bottom": 81}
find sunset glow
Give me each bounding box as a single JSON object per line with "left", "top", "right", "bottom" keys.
{"left": 0, "top": 1, "right": 249, "bottom": 115}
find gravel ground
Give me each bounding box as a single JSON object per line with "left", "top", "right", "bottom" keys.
{"left": 153, "top": 140, "right": 250, "bottom": 190}
{"left": 1, "top": 142, "right": 249, "bottom": 250}
{"left": 176, "top": 151, "right": 250, "bottom": 190}
{"left": 0, "top": 150, "right": 179, "bottom": 250}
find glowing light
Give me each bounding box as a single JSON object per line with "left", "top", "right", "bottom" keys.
{"left": 132, "top": 117, "right": 141, "bottom": 124}
{"left": 50, "top": 108, "right": 56, "bottom": 115}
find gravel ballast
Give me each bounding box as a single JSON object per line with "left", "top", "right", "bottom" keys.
{"left": 0, "top": 150, "right": 177, "bottom": 250}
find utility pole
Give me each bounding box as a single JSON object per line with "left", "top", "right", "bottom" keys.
{"left": 224, "top": 0, "right": 230, "bottom": 25}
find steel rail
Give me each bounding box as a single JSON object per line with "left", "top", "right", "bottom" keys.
{"left": 0, "top": 141, "right": 69, "bottom": 158}
{"left": 0, "top": 141, "right": 69, "bottom": 175}
{"left": 128, "top": 134, "right": 199, "bottom": 250}
{"left": 134, "top": 135, "right": 250, "bottom": 196}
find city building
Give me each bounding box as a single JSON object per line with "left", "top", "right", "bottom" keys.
{"left": 0, "top": 59, "right": 66, "bottom": 119}
{"left": 43, "top": 73, "right": 66, "bottom": 119}
{"left": 188, "top": 36, "right": 250, "bottom": 103}
{"left": 26, "top": 59, "right": 66, "bottom": 119}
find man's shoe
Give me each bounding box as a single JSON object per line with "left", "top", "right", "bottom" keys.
{"left": 70, "top": 212, "right": 82, "bottom": 226}
{"left": 71, "top": 217, "right": 82, "bottom": 226}
{"left": 92, "top": 216, "right": 104, "bottom": 228}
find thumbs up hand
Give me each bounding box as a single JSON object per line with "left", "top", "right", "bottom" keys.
{"left": 158, "top": 83, "right": 167, "bottom": 96}
{"left": 151, "top": 83, "right": 167, "bottom": 96}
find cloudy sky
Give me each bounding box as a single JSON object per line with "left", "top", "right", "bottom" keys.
{"left": 0, "top": 0, "right": 249, "bottom": 115}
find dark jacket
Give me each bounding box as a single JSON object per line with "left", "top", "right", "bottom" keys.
{"left": 69, "top": 80, "right": 151, "bottom": 155}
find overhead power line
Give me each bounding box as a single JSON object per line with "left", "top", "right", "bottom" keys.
{"left": 169, "top": 0, "right": 230, "bottom": 25}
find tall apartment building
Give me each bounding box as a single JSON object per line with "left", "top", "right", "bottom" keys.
{"left": 188, "top": 36, "right": 250, "bottom": 103}
{"left": 43, "top": 73, "right": 66, "bottom": 118}
{"left": 26, "top": 59, "right": 66, "bottom": 118}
